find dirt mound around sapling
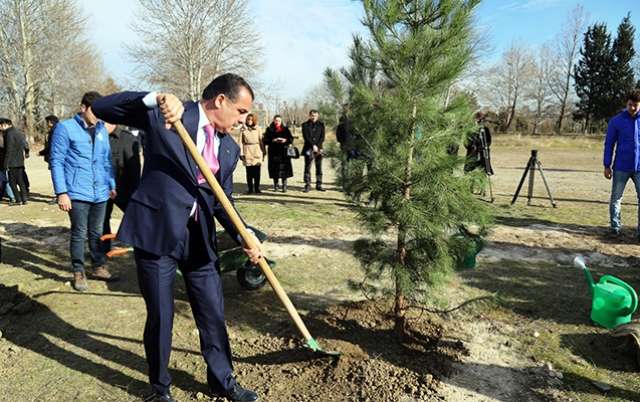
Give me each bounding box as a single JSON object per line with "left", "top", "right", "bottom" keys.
{"left": 228, "top": 300, "right": 466, "bottom": 402}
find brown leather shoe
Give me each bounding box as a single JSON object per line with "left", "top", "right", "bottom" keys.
{"left": 73, "top": 272, "right": 89, "bottom": 292}
{"left": 91, "top": 265, "right": 120, "bottom": 282}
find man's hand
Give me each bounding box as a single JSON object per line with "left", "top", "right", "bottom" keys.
{"left": 604, "top": 167, "right": 612, "bottom": 180}
{"left": 57, "top": 193, "right": 72, "bottom": 212}
{"left": 241, "top": 233, "right": 263, "bottom": 265}
{"left": 157, "top": 93, "right": 184, "bottom": 129}
{"left": 109, "top": 189, "right": 117, "bottom": 200}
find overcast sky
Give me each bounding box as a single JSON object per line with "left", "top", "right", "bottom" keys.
{"left": 80, "top": 0, "right": 638, "bottom": 101}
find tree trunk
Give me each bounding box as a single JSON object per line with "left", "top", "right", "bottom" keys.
{"left": 505, "top": 92, "right": 517, "bottom": 132}
{"left": 394, "top": 101, "right": 417, "bottom": 335}
{"left": 554, "top": 71, "right": 571, "bottom": 134}
{"left": 18, "top": 2, "right": 35, "bottom": 137}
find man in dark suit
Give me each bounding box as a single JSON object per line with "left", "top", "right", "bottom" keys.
{"left": 101, "top": 122, "right": 141, "bottom": 252}
{"left": 92, "top": 73, "right": 261, "bottom": 402}
{"left": 301, "top": 109, "right": 326, "bottom": 192}
{"left": 0, "top": 118, "right": 29, "bottom": 205}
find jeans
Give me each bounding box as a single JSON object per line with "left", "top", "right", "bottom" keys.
{"left": 609, "top": 170, "right": 640, "bottom": 233}
{"left": 0, "top": 170, "right": 15, "bottom": 201}
{"left": 69, "top": 200, "right": 107, "bottom": 273}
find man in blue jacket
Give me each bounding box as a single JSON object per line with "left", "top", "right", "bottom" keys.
{"left": 91, "top": 73, "right": 261, "bottom": 402}
{"left": 50, "top": 91, "right": 117, "bottom": 291}
{"left": 604, "top": 89, "right": 640, "bottom": 237}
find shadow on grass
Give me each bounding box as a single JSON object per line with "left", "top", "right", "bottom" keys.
{"left": 560, "top": 332, "right": 639, "bottom": 373}
{"left": 0, "top": 290, "right": 207, "bottom": 399}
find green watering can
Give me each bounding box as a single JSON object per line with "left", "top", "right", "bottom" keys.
{"left": 574, "top": 256, "right": 638, "bottom": 329}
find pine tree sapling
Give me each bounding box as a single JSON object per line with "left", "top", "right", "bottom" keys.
{"left": 346, "top": 0, "right": 491, "bottom": 334}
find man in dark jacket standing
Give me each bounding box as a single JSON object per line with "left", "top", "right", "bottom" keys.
{"left": 0, "top": 118, "right": 29, "bottom": 205}
{"left": 102, "top": 122, "right": 141, "bottom": 252}
{"left": 0, "top": 119, "right": 16, "bottom": 202}
{"left": 301, "top": 110, "right": 325, "bottom": 192}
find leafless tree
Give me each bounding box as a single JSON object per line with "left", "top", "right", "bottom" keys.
{"left": 478, "top": 43, "right": 534, "bottom": 132}
{"left": 128, "top": 0, "right": 263, "bottom": 100}
{"left": 548, "top": 5, "right": 588, "bottom": 133}
{"left": 527, "top": 45, "right": 554, "bottom": 134}
{"left": 0, "top": 0, "right": 112, "bottom": 138}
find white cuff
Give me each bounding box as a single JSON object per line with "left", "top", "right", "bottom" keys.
{"left": 237, "top": 228, "right": 255, "bottom": 244}
{"left": 142, "top": 92, "right": 158, "bottom": 109}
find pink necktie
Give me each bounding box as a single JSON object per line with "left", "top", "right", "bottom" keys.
{"left": 197, "top": 124, "right": 220, "bottom": 184}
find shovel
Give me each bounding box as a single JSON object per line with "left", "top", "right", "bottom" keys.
{"left": 170, "top": 114, "right": 339, "bottom": 358}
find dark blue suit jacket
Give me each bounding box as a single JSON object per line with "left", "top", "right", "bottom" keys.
{"left": 92, "top": 91, "right": 241, "bottom": 260}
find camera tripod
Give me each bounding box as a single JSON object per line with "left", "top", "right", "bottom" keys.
{"left": 511, "top": 149, "right": 556, "bottom": 208}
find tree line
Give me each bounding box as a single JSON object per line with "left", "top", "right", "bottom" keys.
{"left": 474, "top": 6, "right": 638, "bottom": 135}
{"left": 0, "top": 0, "right": 262, "bottom": 142}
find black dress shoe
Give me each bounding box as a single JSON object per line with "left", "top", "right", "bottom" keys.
{"left": 144, "top": 392, "right": 176, "bottom": 402}
{"left": 222, "top": 383, "right": 259, "bottom": 402}
{"left": 303, "top": 185, "right": 310, "bottom": 193}
{"left": 316, "top": 186, "right": 326, "bottom": 192}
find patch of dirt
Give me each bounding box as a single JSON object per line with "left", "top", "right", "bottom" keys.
{"left": 223, "top": 301, "right": 465, "bottom": 402}
{"left": 440, "top": 320, "right": 553, "bottom": 402}
{"left": 482, "top": 224, "right": 638, "bottom": 268}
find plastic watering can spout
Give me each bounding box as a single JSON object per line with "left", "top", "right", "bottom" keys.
{"left": 574, "top": 255, "right": 595, "bottom": 292}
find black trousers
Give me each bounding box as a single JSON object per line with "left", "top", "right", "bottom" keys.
{"left": 8, "top": 167, "right": 28, "bottom": 203}
{"left": 303, "top": 154, "right": 323, "bottom": 186}
{"left": 134, "top": 216, "right": 235, "bottom": 395}
{"left": 101, "top": 197, "right": 129, "bottom": 252}
{"left": 245, "top": 165, "right": 261, "bottom": 192}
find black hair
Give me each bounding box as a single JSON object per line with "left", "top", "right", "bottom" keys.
{"left": 81, "top": 91, "right": 102, "bottom": 107}
{"left": 0, "top": 117, "right": 13, "bottom": 126}
{"left": 627, "top": 89, "right": 640, "bottom": 103}
{"left": 202, "top": 73, "right": 254, "bottom": 102}
{"left": 45, "top": 115, "right": 59, "bottom": 124}
{"left": 309, "top": 109, "right": 319, "bottom": 115}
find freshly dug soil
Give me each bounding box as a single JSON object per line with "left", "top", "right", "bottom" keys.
{"left": 224, "top": 300, "right": 467, "bottom": 402}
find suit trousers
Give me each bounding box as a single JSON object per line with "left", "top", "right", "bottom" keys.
{"left": 8, "top": 167, "right": 28, "bottom": 203}
{"left": 134, "top": 215, "right": 235, "bottom": 395}
{"left": 303, "top": 154, "right": 323, "bottom": 186}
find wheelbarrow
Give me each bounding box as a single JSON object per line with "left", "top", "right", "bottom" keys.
{"left": 101, "top": 225, "right": 276, "bottom": 291}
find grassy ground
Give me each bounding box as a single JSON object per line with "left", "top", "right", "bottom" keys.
{"left": 1, "top": 134, "right": 639, "bottom": 401}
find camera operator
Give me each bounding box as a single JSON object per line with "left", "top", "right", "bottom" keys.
{"left": 464, "top": 111, "right": 494, "bottom": 175}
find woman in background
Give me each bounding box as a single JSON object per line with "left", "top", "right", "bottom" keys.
{"left": 263, "top": 115, "right": 293, "bottom": 192}
{"left": 240, "top": 113, "right": 265, "bottom": 194}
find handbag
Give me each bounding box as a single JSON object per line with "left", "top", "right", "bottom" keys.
{"left": 286, "top": 145, "right": 300, "bottom": 159}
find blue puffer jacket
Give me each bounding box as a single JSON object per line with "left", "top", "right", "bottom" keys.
{"left": 50, "top": 114, "right": 115, "bottom": 202}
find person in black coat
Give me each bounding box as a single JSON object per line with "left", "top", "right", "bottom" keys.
{"left": 464, "top": 111, "right": 494, "bottom": 175}
{"left": 301, "top": 110, "right": 325, "bottom": 192}
{"left": 101, "top": 123, "right": 142, "bottom": 252}
{"left": 0, "top": 118, "right": 29, "bottom": 204}
{"left": 263, "top": 115, "right": 293, "bottom": 192}
{"left": 39, "top": 115, "right": 59, "bottom": 167}
{"left": 0, "top": 122, "right": 16, "bottom": 202}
